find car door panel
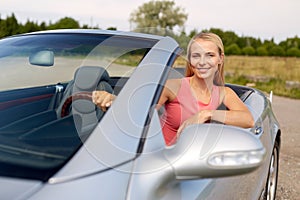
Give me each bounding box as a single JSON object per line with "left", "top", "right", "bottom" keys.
{"left": 0, "top": 85, "right": 56, "bottom": 127}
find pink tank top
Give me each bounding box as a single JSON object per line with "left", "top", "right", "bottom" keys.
{"left": 160, "top": 77, "right": 220, "bottom": 146}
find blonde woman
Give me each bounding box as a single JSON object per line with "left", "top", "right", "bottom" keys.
{"left": 158, "top": 32, "right": 254, "bottom": 145}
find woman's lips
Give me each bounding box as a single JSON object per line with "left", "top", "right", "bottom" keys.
{"left": 195, "top": 67, "right": 212, "bottom": 73}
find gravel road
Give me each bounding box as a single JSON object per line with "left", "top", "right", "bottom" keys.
{"left": 271, "top": 95, "right": 300, "bottom": 200}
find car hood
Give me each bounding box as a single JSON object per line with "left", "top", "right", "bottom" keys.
{"left": 0, "top": 177, "right": 42, "bottom": 200}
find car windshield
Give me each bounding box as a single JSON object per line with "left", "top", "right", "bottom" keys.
{"left": 0, "top": 32, "right": 158, "bottom": 180}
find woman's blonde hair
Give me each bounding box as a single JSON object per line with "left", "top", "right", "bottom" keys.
{"left": 185, "top": 32, "right": 225, "bottom": 86}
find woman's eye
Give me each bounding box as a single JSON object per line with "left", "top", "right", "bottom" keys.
{"left": 192, "top": 54, "right": 200, "bottom": 58}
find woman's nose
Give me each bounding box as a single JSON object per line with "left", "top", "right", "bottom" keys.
{"left": 199, "top": 56, "right": 206, "bottom": 65}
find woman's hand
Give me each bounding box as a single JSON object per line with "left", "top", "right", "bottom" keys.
{"left": 177, "top": 110, "right": 212, "bottom": 136}
{"left": 92, "top": 91, "right": 116, "bottom": 112}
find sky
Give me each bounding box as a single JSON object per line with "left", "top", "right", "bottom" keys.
{"left": 1, "top": 0, "right": 299, "bottom": 43}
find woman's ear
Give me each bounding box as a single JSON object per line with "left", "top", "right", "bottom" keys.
{"left": 219, "top": 53, "right": 224, "bottom": 64}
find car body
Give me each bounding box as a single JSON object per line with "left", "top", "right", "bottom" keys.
{"left": 0, "top": 29, "right": 280, "bottom": 200}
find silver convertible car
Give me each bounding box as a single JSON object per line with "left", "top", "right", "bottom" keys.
{"left": 0, "top": 29, "right": 280, "bottom": 200}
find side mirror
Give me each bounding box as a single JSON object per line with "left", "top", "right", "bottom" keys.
{"left": 164, "top": 124, "right": 266, "bottom": 179}
{"left": 29, "top": 50, "right": 54, "bottom": 66}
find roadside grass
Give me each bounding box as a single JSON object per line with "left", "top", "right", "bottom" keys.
{"left": 224, "top": 56, "right": 300, "bottom": 99}
{"left": 225, "top": 76, "right": 300, "bottom": 99}
{"left": 114, "top": 55, "right": 142, "bottom": 67}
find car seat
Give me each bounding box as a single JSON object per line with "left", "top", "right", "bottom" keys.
{"left": 57, "top": 66, "right": 113, "bottom": 134}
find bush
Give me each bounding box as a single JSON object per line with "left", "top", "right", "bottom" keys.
{"left": 269, "top": 46, "right": 285, "bottom": 56}
{"left": 242, "top": 46, "right": 256, "bottom": 56}
{"left": 286, "top": 47, "right": 300, "bottom": 57}
{"left": 256, "top": 46, "right": 268, "bottom": 56}
{"left": 225, "top": 43, "right": 242, "bottom": 55}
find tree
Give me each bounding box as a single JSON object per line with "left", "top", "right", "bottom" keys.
{"left": 21, "top": 20, "right": 41, "bottom": 33}
{"left": 279, "top": 37, "right": 299, "bottom": 50}
{"left": 208, "top": 28, "right": 239, "bottom": 47}
{"left": 188, "top": 28, "right": 198, "bottom": 38}
{"left": 0, "top": 13, "right": 20, "bottom": 37}
{"left": 129, "top": 0, "right": 188, "bottom": 35}
{"left": 262, "top": 39, "right": 276, "bottom": 51}
{"left": 286, "top": 47, "right": 300, "bottom": 57}
{"left": 269, "top": 46, "right": 285, "bottom": 56}
{"left": 256, "top": 46, "right": 268, "bottom": 56}
{"left": 225, "top": 43, "right": 242, "bottom": 55}
{"left": 242, "top": 46, "right": 256, "bottom": 56}
{"left": 47, "top": 17, "right": 80, "bottom": 30}
{"left": 107, "top": 27, "right": 117, "bottom": 30}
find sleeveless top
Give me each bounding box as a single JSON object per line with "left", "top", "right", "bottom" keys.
{"left": 160, "top": 77, "right": 220, "bottom": 146}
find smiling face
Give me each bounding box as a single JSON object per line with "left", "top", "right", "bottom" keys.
{"left": 189, "top": 38, "right": 223, "bottom": 81}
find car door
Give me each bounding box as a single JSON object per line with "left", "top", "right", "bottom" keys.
{"left": 125, "top": 57, "right": 269, "bottom": 199}
{"left": 0, "top": 85, "right": 58, "bottom": 128}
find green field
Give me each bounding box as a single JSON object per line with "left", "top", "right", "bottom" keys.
{"left": 224, "top": 56, "right": 300, "bottom": 99}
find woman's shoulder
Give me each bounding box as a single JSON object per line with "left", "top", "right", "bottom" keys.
{"left": 165, "top": 78, "right": 185, "bottom": 90}
{"left": 215, "top": 85, "right": 236, "bottom": 104}
{"left": 224, "top": 86, "right": 237, "bottom": 95}
{"left": 215, "top": 85, "right": 234, "bottom": 94}
{"left": 166, "top": 78, "right": 184, "bottom": 84}
{"left": 218, "top": 86, "right": 241, "bottom": 104}
{"left": 164, "top": 78, "right": 187, "bottom": 100}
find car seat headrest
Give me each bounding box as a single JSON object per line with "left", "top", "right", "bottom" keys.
{"left": 74, "top": 66, "right": 110, "bottom": 91}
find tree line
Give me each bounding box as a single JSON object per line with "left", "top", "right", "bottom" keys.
{"left": 1, "top": 13, "right": 300, "bottom": 57}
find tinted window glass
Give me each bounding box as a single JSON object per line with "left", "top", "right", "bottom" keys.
{"left": 0, "top": 33, "right": 158, "bottom": 180}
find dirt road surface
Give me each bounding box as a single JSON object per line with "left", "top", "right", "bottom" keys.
{"left": 271, "top": 95, "right": 300, "bottom": 200}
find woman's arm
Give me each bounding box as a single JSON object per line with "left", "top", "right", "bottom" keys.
{"left": 157, "top": 79, "right": 180, "bottom": 110}
{"left": 177, "top": 87, "right": 254, "bottom": 135}
{"left": 211, "top": 87, "right": 254, "bottom": 128}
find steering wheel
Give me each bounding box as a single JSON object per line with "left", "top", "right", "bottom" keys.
{"left": 61, "top": 91, "right": 94, "bottom": 118}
